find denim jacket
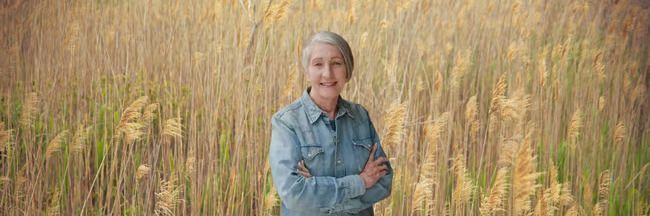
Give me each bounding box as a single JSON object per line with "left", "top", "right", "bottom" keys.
{"left": 269, "top": 88, "right": 393, "bottom": 215}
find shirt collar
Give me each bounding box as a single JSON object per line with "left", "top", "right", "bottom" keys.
{"left": 300, "top": 87, "right": 354, "bottom": 124}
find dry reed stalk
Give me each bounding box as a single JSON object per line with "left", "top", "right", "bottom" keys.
{"left": 383, "top": 102, "right": 407, "bottom": 153}
{"left": 594, "top": 170, "right": 610, "bottom": 216}
{"left": 0, "top": 122, "right": 11, "bottom": 156}
{"left": 396, "top": 0, "right": 416, "bottom": 14}
{"left": 185, "top": 156, "right": 195, "bottom": 178}
{"left": 535, "top": 190, "right": 546, "bottom": 216}
{"left": 465, "top": 95, "right": 479, "bottom": 145}
{"left": 347, "top": 0, "right": 357, "bottom": 24}
{"left": 434, "top": 71, "right": 443, "bottom": 94}
{"left": 593, "top": 51, "right": 606, "bottom": 83}
{"left": 264, "top": 184, "right": 278, "bottom": 215}
{"left": 535, "top": 161, "right": 561, "bottom": 216}
{"left": 136, "top": 164, "right": 151, "bottom": 182}
{"left": 282, "top": 65, "right": 297, "bottom": 102}
{"left": 497, "top": 138, "right": 519, "bottom": 167}
{"left": 538, "top": 47, "right": 549, "bottom": 87}
{"left": 507, "top": 41, "right": 523, "bottom": 63}
{"left": 559, "top": 184, "right": 574, "bottom": 208}
{"left": 155, "top": 175, "right": 181, "bottom": 216}
{"left": 47, "top": 188, "right": 61, "bottom": 216}
{"left": 263, "top": 0, "right": 291, "bottom": 28}
{"left": 71, "top": 125, "right": 91, "bottom": 154}
{"left": 424, "top": 112, "right": 448, "bottom": 168}
{"left": 416, "top": 77, "right": 425, "bottom": 94}
{"left": 488, "top": 75, "right": 507, "bottom": 134}
{"left": 598, "top": 96, "right": 606, "bottom": 112}
{"left": 490, "top": 75, "right": 507, "bottom": 116}
{"left": 499, "top": 90, "right": 530, "bottom": 129}
{"left": 613, "top": 122, "right": 625, "bottom": 146}
{"left": 568, "top": 108, "right": 583, "bottom": 149}
{"left": 45, "top": 130, "right": 69, "bottom": 160}
{"left": 512, "top": 137, "right": 541, "bottom": 215}
{"left": 19, "top": 92, "right": 38, "bottom": 128}
{"left": 412, "top": 178, "right": 433, "bottom": 214}
{"left": 412, "top": 113, "right": 447, "bottom": 214}
{"left": 564, "top": 205, "right": 582, "bottom": 216}
{"left": 480, "top": 167, "right": 509, "bottom": 216}
{"left": 452, "top": 153, "right": 474, "bottom": 214}
{"left": 451, "top": 50, "right": 470, "bottom": 90}
{"left": 116, "top": 96, "right": 149, "bottom": 144}
{"left": 143, "top": 103, "right": 160, "bottom": 124}
{"left": 163, "top": 118, "right": 183, "bottom": 140}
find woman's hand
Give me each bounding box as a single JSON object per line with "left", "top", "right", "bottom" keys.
{"left": 360, "top": 144, "right": 388, "bottom": 189}
{"left": 297, "top": 160, "right": 312, "bottom": 178}
{"left": 297, "top": 144, "right": 388, "bottom": 189}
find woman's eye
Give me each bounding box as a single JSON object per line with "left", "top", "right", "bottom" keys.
{"left": 314, "top": 63, "right": 323, "bottom": 67}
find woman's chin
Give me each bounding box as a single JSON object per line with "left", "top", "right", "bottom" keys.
{"left": 314, "top": 89, "right": 341, "bottom": 99}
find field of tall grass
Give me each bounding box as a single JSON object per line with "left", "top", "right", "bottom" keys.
{"left": 1, "top": 0, "right": 648, "bottom": 215}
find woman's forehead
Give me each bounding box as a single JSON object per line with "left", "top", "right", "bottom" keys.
{"left": 310, "top": 43, "right": 343, "bottom": 59}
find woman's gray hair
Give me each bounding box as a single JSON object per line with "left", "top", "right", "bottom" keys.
{"left": 302, "top": 31, "right": 354, "bottom": 80}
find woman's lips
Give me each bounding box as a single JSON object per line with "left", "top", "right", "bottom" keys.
{"left": 320, "top": 82, "right": 337, "bottom": 87}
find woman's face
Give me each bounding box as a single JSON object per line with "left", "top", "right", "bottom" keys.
{"left": 306, "top": 42, "right": 348, "bottom": 101}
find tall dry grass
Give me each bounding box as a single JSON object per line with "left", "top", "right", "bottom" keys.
{"left": 1, "top": 0, "right": 649, "bottom": 215}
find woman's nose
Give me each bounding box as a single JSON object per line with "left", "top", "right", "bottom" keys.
{"left": 322, "top": 65, "right": 332, "bottom": 78}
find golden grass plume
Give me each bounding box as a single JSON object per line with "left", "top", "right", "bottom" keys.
{"left": 383, "top": 101, "right": 407, "bottom": 152}
{"left": 45, "top": 130, "right": 69, "bottom": 160}
{"left": 567, "top": 108, "right": 583, "bottom": 149}
{"left": 512, "top": 137, "right": 542, "bottom": 215}
{"left": 465, "top": 95, "right": 479, "bottom": 144}
{"left": 480, "top": 167, "right": 509, "bottom": 216}
{"left": 19, "top": 92, "right": 39, "bottom": 128}
{"left": 136, "top": 164, "right": 151, "bottom": 182}
{"left": 71, "top": 125, "right": 91, "bottom": 154}
{"left": 163, "top": 118, "right": 183, "bottom": 140}
{"left": 0, "top": 122, "right": 11, "bottom": 155}
{"left": 116, "top": 96, "right": 149, "bottom": 143}
{"left": 155, "top": 175, "right": 182, "bottom": 216}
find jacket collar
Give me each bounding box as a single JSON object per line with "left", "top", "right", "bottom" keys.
{"left": 300, "top": 87, "right": 354, "bottom": 124}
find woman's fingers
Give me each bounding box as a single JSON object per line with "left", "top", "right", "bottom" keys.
{"left": 368, "top": 144, "right": 378, "bottom": 162}
{"left": 298, "top": 161, "right": 308, "bottom": 171}
{"left": 373, "top": 157, "right": 387, "bottom": 166}
{"left": 372, "top": 170, "right": 387, "bottom": 179}
{"left": 297, "top": 160, "right": 312, "bottom": 177}
{"left": 372, "top": 164, "right": 388, "bottom": 174}
{"left": 377, "top": 164, "right": 388, "bottom": 172}
{"left": 298, "top": 170, "right": 312, "bottom": 178}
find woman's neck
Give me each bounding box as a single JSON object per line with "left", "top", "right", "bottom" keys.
{"left": 309, "top": 91, "right": 338, "bottom": 120}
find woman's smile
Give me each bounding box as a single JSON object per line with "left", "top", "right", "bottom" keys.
{"left": 320, "top": 81, "right": 337, "bottom": 87}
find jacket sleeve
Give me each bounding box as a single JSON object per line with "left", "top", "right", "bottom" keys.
{"left": 269, "top": 115, "right": 367, "bottom": 213}
{"left": 331, "top": 116, "right": 394, "bottom": 214}
{"left": 358, "top": 118, "right": 393, "bottom": 204}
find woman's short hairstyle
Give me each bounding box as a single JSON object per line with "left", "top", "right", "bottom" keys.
{"left": 302, "top": 31, "right": 354, "bottom": 80}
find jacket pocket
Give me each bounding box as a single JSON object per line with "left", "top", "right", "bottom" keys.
{"left": 352, "top": 138, "right": 373, "bottom": 151}
{"left": 301, "top": 146, "right": 324, "bottom": 161}
{"left": 300, "top": 146, "right": 324, "bottom": 175}
{"left": 352, "top": 138, "right": 373, "bottom": 172}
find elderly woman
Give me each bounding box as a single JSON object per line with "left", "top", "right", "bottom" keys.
{"left": 269, "top": 31, "right": 393, "bottom": 215}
